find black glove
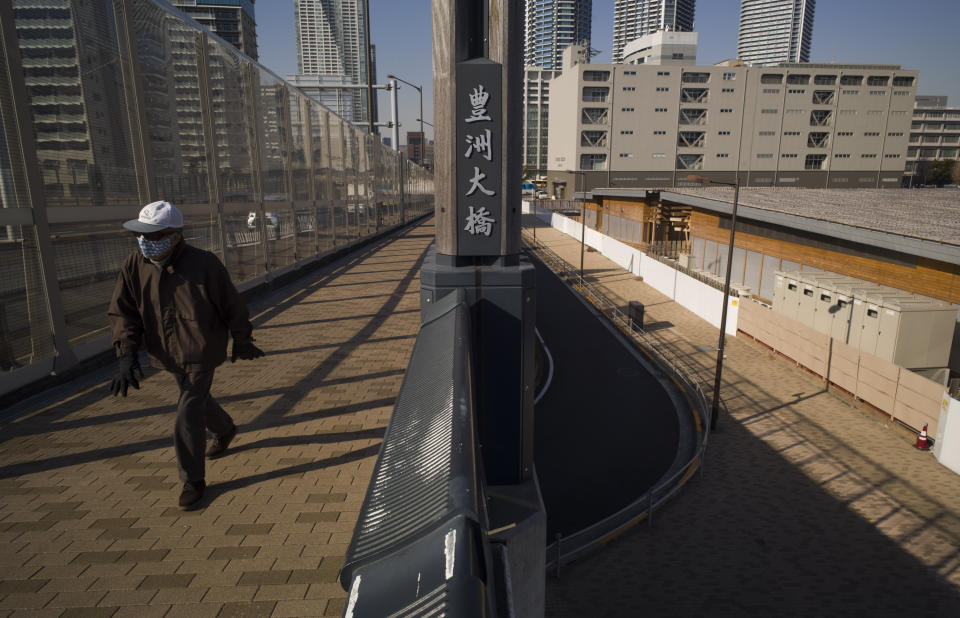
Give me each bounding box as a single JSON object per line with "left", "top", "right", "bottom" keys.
{"left": 231, "top": 339, "right": 265, "bottom": 362}
{"left": 110, "top": 353, "right": 143, "bottom": 397}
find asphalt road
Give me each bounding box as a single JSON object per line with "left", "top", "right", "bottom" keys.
{"left": 531, "top": 253, "right": 680, "bottom": 539}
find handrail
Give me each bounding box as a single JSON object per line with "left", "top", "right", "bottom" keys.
{"left": 339, "top": 289, "right": 494, "bottom": 617}
{"left": 522, "top": 228, "right": 716, "bottom": 567}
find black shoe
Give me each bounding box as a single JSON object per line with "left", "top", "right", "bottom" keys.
{"left": 179, "top": 480, "right": 206, "bottom": 510}
{"left": 206, "top": 424, "right": 237, "bottom": 459}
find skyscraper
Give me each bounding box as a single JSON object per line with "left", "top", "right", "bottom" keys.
{"left": 613, "top": 0, "right": 696, "bottom": 63}
{"left": 738, "top": 0, "right": 815, "bottom": 66}
{"left": 172, "top": 0, "right": 258, "bottom": 60}
{"left": 293, "top": 0, "right": 377, "bottom": 126}
{"left": 524, "top": 0, "right": 592, "bottom": 71}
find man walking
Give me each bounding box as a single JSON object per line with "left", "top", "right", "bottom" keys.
{"left": 108, "top": 200, "right": 264, "bottom": 510}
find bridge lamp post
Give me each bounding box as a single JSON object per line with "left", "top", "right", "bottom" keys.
{"left": 386, "top": 74, "right": 423, "bottom": 162}
{"left": 686, "top": 174, "right": 740, "bottom": 431}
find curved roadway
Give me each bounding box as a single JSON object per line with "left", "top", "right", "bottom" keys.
{"left": 531, "top": 253, "right": 690, "bottom": 539}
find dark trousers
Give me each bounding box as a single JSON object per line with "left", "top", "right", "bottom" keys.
{"left": 173, "top": 368, "right": 233, "bottom": 483}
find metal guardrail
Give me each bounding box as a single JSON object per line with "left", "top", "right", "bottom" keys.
{"left": 521, "top": 230, "right": 718, "bottom": 568}
{"left": 339, "top": 290, "right": 495, "bottom": 617}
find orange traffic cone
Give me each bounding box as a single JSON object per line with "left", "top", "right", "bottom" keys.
{"left": 914, "top": 423, "right": 931, "bottom": 451}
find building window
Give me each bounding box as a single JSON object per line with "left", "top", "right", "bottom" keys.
{"left": 657, "top": 71, "right": 671, "bottom": 76}
{"left": 619, "top": 153, "right": 633, "bottom": 158}
{"left": 783, "top": 131, "right": 801, "bottom": 136}
{"left": 788, "top": 89, "right": 806, "bottom": 94}
{"left": 884, "top": 153, "right": 901, "bottom": 158}
{"left": 894, "top": 91, "right": 912, "bottom": 96}
{"left": 656, "top": 87, "right": 669, "bottom": 92}
{"left": 761, "top": 108, "right": 778, "bottom": 114}
{"left": 787, "top": 74, "right": 810, "bottom": 85}
{"left": 834, "top": 154, "right": 851, "bottom": 158}
{"left": 781, "top": 153, "right": 798, "bottom": 158}
{"left": 653, "top": 130, "right": 667, "bottom": 135}
{"left": 869, "top": 90, "right": 886, "bottom": 96}
{"left": 584, "top": 70, "right": 610, "bottom": 82}
{"left": 842, "top": 89, "right": 859, "bottom": 95}
{"left": 720, "top": 108, "right": 733, "bottom": 113}
{"left": 718, "top": 130, "right": 731, "bottom": 135}
{"left": 893, "top": 76, "right": 915, "bottom": 87}
{"left": 655, "top": 107, "right": 668, "bottom": 112}
{"left": 837, "top": 131, "right": 854, "bottom": 136}
{"left": 580, "top": 153, "right": 607, "bottom": 170}
{"left": 756, "top": 153, "right": 774, "bottom": 158}
{"left": 759, "top": 131, "right": 776, "bottom": 136}
{"left": 682, "top": 72, "right": 710, "bottom": 83}
{"left": 861, "top": 153, "right": 877, "bottom": 158}
{"left": 620, "top": 130, "right": 634, "bottom": 135}
{"left": 672, "top": 53, "right": 685, "bottom": 60}
{"left": 763, "top": 88, "right": 781, "bottom": 94}
{"left": 863, "top": 131, "right": 880, "bottom": 136}
{"left": 840, "top": 75, "right": 863, "bottom": 86}
{"left": 887, "top": 131, "right": 904, "bottom": 137}
{"left": 808, "top": 132, "right": 829, "bottom": 147}
{"left": 891, "top": 110, "right": 906, "bottom": 116}
{"left": 623, "top": 70, "right": 637, "bottom": 75}
{"left": 722, "top": 72, "right": 736, "bottom": 81}
{"left": 761, "top": 73, "right": 783, "bottom": 84}
{"left": 622, "top": 86, "right": 637, "bottom": 91}
{"left": 805, "top": 154, "right": 827, "bottom": 169}
{"left": 676, "top": 154, "right": 704, "bottom": 169}
{"left": 652, "top": 153, "right": 666, "bottom": 158}
{"left": 721, "top": 87, "right": 735, "bottom": 93}
{"left": 621, "top": 107, "right": 635, "bottom": 112}
{"left": 814, "top": 75, "right": 838, "bottom": 85}
{"left": 813, "top": 90, "right": 835, "bottom": 105}
{"left": 716, "top": 153, "right": 729, "bottom": 158}
{"left": 867, "top": 75, "right": 889, "bottom": 86}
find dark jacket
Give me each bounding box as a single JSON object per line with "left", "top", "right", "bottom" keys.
{"left": 108, "top": 241, "right": 252, "bottom": 371}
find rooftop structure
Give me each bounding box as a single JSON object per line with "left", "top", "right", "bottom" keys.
{"left": 614, "top": 0, "right": 696, "bottom": 63}
{"left": 907, "top": 95, "right": 960, "bottom": 187}
{"left": 622, "top": 30, "right": 698, "bottom": 66}
{"left": 173, "top": 0, "right": 258, "bottom": 60}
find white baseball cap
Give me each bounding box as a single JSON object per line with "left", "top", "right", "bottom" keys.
{"left": 122, "top": 200, "right": 184, "bottom": 233}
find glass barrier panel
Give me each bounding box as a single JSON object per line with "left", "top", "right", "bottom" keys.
{"left": 131, "top": 4, "right": 210, "bottom": 205}
{"left": 0, "top": 34, "right": 29, "bottom": 208}
{"left": 15, "top": 0, "right": 140, "bottom": 208}
{"left": 222, "top": 208, "right": 265, "bottom": 282}
{"left": 207, "top": 40, "right": 255, "bottom": 203}
{"left": 49, "top": 221, "right": 136, "bottom": 347}
{"left": 267, "top": 206, "right": 295, "bottom": 270}
{"left": 289, "top": 93, "right": 310, "bottom": 201}
{"left": 317, "top": 204, "right": 334, "bottom": 252}
{"left": 309, "top": 105, "right": 329, "bottom": 201}
{"left": 258, "top": 69, "right": 288, "bottom": 202}
{"left": 294, "top": 207, "right": 316, "bottom": 258}
{"left": 0, "top": 225, "right": 55, "bottom": 368}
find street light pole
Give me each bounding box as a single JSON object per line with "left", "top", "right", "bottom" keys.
{"left": 363, "top": 0, "right": 375, "bottom": 136}
{"left": 386, "top": 74, "right": 424, "bottom": 162}
{"left": 686, "top": 174, "right": 740, "bottom": 430}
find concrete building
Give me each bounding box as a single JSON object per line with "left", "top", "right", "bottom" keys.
{"left": 738, "top": 0, "right": 815, "bottom": 66}
{"left": 524, "top": 0, "right": 593, "bottom": 71}
{"left": 622, "top": 30, "right": 698, "bottom": 66}
{"left": 173, "top": 0, "right": 258, "bottom": 60}
{"left": 523, "top": 67, "right": 559, "bottom": 176}
{"left": 907, "top": 95, "right": 960, "bottom": 187}
{"left": 293, "top": 0, "right": 377, "bottom": 127}
{"left": 546, "top": 46, "right": 917, "bottom": 196}
{"left": 406, "top": 131, "right": 425, "bottom": 166}
{"left": 614, "top": 0, "right": 696, "bottom": 63}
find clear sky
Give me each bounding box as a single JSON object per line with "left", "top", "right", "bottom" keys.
{"left": 256, "top": 0, "right": 960, "bottom": 147}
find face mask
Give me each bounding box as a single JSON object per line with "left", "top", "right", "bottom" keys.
{"left": 138, "top": 235, "right": 173, "bottom": 259}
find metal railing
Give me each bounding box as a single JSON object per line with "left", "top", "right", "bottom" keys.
{"left": 339, "top": 290, "right": 498, "bottom": 617}
{"left": 0, "top": 0, "right": 433, "bottom": 402}
{"left": 522, "top": 229, "right": 718, "bottom": 568}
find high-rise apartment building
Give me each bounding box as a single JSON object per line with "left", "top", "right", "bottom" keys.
{"left": 172, "top": 0, "right": 258, "bottom": 60}
{"left": 546, "top": 46, "right": 917, "bottom": 195}
{"left": 524, "top": 0, "right": 592, "bottom": 71}
{"left": 293, "top": 0, "right": 377, "bottom": 126}
{"left": 613, "top": 0, "right": 696, "bottom": 63}
{"left": 738, "top": 0, "right": 815, "bottom": 66}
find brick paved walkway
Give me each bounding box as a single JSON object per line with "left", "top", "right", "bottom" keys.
{"left": 528, "top": 216, "right": 960, "bottom": 617}
{"left": 0, "top": 219, "right": 434, "bottom": 618}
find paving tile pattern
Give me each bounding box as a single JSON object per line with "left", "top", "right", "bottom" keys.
{"left": 0, "top": 221, "right": 435, "bottom": 617}
{"left": 526, "top": 218, "right": 960, "bottom": 617}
